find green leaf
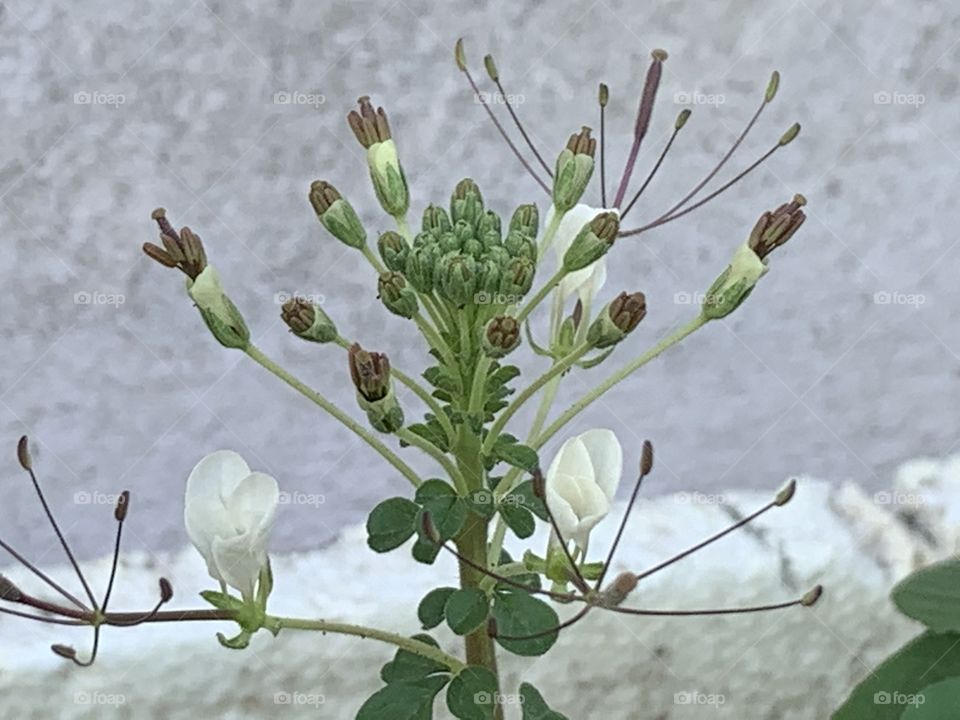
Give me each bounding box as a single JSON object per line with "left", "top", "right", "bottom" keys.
{"left": 519, "top": 683, "right": 569, "bottom": 719}
{"left": 500, "top": 503, "right": 535, "bottom": 539}
{"left": 418, "top": 587, "right": 457, "bottom": 630}
{"left": 357, "top": 675, "right": 449, "bottom": 720}
{"left": 902, "top": 677, "right": 960, "bottom": 719}
{"left": 466, "top": 487, "right": 496, "bottom": 519}
{"left": 508, "top": 480, "right": 548, "bottom": 521}
{"left": 893, "top": 559, "right": 960, "bottom": 632}
{"left": 380, "top": 634, "right": 449, "bottom": 684}
{"left": 833, "top": 631, "right": 960, "bottom": 719}
{"left": 367, "top": 497, "right": 419, "bottom": 552}
{"left": 446, "top": 666, "right": 499, "bottom": 720}
{"left": 491, "top": 436, "right": 539, "bottom": 472}
{"left": 491, "top": 590, "right": 559, "bottom": 657}
{"left": 404, "top": 421, "right": 451, "bottom": 453}
{"left": 416, "top": 480, "right": 468, "bottom": 541}
{"left": 444, "top": 588, "right": 490, "bottom": 636}
{"left": 486, "top": 364, "right": 520, "bottom": 392}
{"left": 412, "top": 534, "right": 442, "bottom": 564}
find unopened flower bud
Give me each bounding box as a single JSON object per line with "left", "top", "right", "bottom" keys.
{"left": 504, "top": 229, "right": 537, "bottom": 261}
{"left": 562, "top": 211, "right": 618, "bottom": 272}
{"left": 476, "top": 258, "right": 502, "bottom": 296}
{"left": 347, "top": 97, "right": 409, "bottom": 218}
{"left": 405, "top": 244, "right": 441, "bottom": 294}
{"left": 553, "top": 127, "right": 596, "bottom": 213}
{"left": 348, "top": 344, "right": 404, "bottom": 433}
{"left": 587, "top": 291, "right": 647, "bottom": 348}
{"left": 508, "top": 203, "right": 539, "bottom": 239}
{"left": 378, "top": 231, "right": 409, "bottom": 272}
{"left": 281, "top": 297, "right": 337, "bottom": 343}
{"left": 439, "top": 252, "right": 478, "bottom": 306}
{"left": 378, "top": 272, "right": 419, "bottom": 319}
{"left": 422, "top": 204, "right": 452, "bottom": 235}
{"left": 477, "top": 210, "right": 502, "bottom": 239}
{"left": 702, "top": 195, "right": 807, "bottom": 320}
{"left": 143, "top": 209, "right": 208, "bottom": 280}
{"left": 500, "top": 256, "right": 535, "bottom": 298}
{"left": 483, "top": 316, "right": 520, "bottom": 358}
{"left": 187, "top": 266, "right": 250, "bottom": 350}
{"left": 309, "top": 181, "right": 367, "bottom": 249}
{"left": 450, "top": 178, "right": 484, "bottom": 227}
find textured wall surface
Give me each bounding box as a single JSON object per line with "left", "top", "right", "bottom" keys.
{"left": 1, "top": 0, "right": 959, "bottom": 566}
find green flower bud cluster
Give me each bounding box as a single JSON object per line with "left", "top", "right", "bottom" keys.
{"left": 388, "top": 179, "right": 540, "bottom": 309}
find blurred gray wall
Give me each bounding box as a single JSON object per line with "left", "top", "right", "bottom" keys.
{"left": 1, "top": 0, "right": 958, "bottom": 561}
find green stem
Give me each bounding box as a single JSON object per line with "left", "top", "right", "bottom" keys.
{"left": 535, "top": 314, "right": 709, "bottom": 450}
{"left": 396, "top": 427, "right": 466, "bottom": 493}
{"left": 267, "top": 615, "right": 464, "bottom": 671}
{"left": 513, "top": 268, "right": 566, "bottom": 327}
{"left": 537, "top": 206, "right": 565, "bottom": 259}
{"left": 361, "top": 245, "right": 387, "bottom": 275}
{"left": 244, "top": 344, "right": 421, "bottom": 488}
{"left": 481, "top": 342, "right": 590, "bottom": 456}
{"left": 468, "top": 355, "right": 493, "bottom": 415}
{"left": 415, "top": 313, "right": 456, "bottom": 367}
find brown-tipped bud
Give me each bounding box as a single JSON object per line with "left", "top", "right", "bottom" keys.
{"left": 801, "top": 584, "right": 824, "bottom": 607}
{"left": 486, "top": 616, "right": 499, "bottom": 638}
{"left": 347, "top": 96, "right": 392, "bottom": 148}
{"left": 676, "top": 109, "right": 692, "bottom": 130}
{"left": 774, "top": 478, "right": 798, "bottom": 506}
{"left": 348, "top": 343, "right": 392, "bottom": 403}
{"left": 571, "top": 299, "right": 584, "bottom": 330}
{"left": 601, "top": 572, "right": 639, "bottom": 608}
{"left": 598, "top": 83, "right": 609, "bottom": 107}
{"left": 454, "top": 38, "right": 467, "bottom": 72}
{"left": 587, "top": 291, "right": 646, "bottom": 349}
{"left": 146, "top": 210, "right": 207, "bottom": 279}
{"left": 640, "top": 440, "right": 654, "bottom": 476}
{"left": 0, "top": 574, "right": 24, "bottom": 602}
{"left": 17, "top": 435, "right": 32, "bottom": 471}
{"left": 281, "top": 298, "right": 337, "bottom": 344}
{"left": 566, "top": 126, "right": 596, "bottom": 158}
{"left": 531, "top": 468, "right": 546, "bottom": 499}
{"left": 308, "top": 180, "right": 341, "bottom": 216}
{"left": 114, "top": 490, "right": 130, "bottom": 522}
{"left": 779, "top": 122, "right": 801, "bottom": 146}
{"left": 483, "top": 54, "right": 499, "bottom": 82}
{"left": 51, "top": 644, "right": 77, "bottom": 660}
{"left": 765, "top": 71, "right": 781, "bottom": 103}
{"left": 159, "top": 577, "right": 174, "bottom": 603}
{"left": 748, "top": 194, "right": 806, "bottom": 260}
{"left": 482, "top": 316, "right": 520, "bottom": 359}
{"left": 420, "top": 511, "right": 440, "bottom": 545}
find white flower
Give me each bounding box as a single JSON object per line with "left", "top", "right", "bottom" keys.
{"left": 546, "top": 203, "right": 617, "bottom": 307}
{"left": 184, "top": 450, "right": 279, "bottom": 599}
{"left": 545, "top": 428, "right": 623, "bottom": 552}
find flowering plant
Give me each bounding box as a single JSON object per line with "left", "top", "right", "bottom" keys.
{"left": 1, "top": 39, "right": 822, "bottom": 718}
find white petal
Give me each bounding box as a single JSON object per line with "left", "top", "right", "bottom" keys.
{"left": 226, "top": 471, "right": 279, "bottom": 536}
{"left": 550, "top": 204, "right": 605, "bottom": 260}
{"left": 211, "top": 532, "right": 265, "bottom": 600}
{"left": 579, "top": 429, "right": 623, "bottom": 501}
{"left": 184, "top": 450, "right": 251, "bottom": 573}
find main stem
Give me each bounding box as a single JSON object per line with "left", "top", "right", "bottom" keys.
{"left": 452, "top": 423, "right": 503, "bottom": 720}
